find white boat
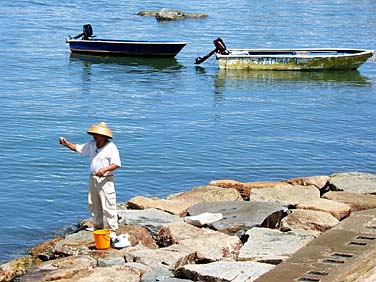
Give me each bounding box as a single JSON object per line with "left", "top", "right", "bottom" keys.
{"left": 196, "top": 38, "right": 374, "bottom": 71}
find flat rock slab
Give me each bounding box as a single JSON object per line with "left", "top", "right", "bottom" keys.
{"left": 157, "top": 222, "right": 242, "bottom": 261}
{"left": 238, "top": 227, "right": 315, "bottom": 263}
{"left": 296, "top": 198, "right": 351, "bottom": 220}
{"left": 175, "top": 261, "right": 274, "bottom": 282}
{"left": 329, "top": 171, "right": 376, "bottom": 194}
{"left": 323, "top": 191, "right": 376, "bottom": 212}
{"left": 255, "top": 209, "right": 376, "bottom": 282}
{"left": 118, "top": 208, "right": 183, "bottom": 236}
{"left": 249, "top": 185, "right": 320, "bottom": 206}
{"left": 125, "top": 244, "right": 197, "bottom": 271}
{"left": 187, "top": 201, "right": 286, "bottom": 234}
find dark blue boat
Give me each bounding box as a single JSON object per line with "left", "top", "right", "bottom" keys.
{"left": 66, "top": 24, "right": 188, "bottom": 58}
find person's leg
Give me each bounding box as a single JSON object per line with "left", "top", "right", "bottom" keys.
{"left": 99, "top": 176, "right": 118, "bottom": 232}
{"left": 88, "top": 176, "right": 104, "bottom": 230}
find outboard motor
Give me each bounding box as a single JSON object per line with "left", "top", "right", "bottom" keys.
{"left": 213, "top": 38, "right": 229, "bottom": 55}
{"left": 82, "top": 24, "right": 93, "bottom": 40}
{"left": 195, "top": 37, "right": 230, "bottom": 64}
{"left": 72, "top": 24, "right": 94, "bottom": 40}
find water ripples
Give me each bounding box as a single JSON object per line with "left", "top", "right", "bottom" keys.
{"left": 1, "top": 0, "right": 376, "bottom": 264}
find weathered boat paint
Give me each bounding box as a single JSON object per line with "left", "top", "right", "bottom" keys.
{"left": 216, "top": 49, "right": 374, "bottom": 70}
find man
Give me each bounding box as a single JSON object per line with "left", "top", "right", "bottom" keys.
{"left": 59, "top": 122, "right": 121, "bottom": 234}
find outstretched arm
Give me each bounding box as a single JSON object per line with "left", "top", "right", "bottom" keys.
{"left": 59, "top": 137, "right": 77, "bottom": 152}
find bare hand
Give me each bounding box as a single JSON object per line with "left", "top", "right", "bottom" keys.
{"left": 96, "top": 168, "right": 107, "bottom": 177}
{"left": 59, "top": 137, "right": 68, "bottom": 146}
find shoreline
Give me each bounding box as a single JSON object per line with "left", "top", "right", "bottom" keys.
{"left": 1, "top": 171, "right": 376, "bottom": 281}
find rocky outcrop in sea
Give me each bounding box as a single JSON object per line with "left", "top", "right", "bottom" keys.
{"left": 1, "top": 171, "right": 376, "bottom": 281}
{"left": 137, "top": 8, "right": 208, "bottom": 21}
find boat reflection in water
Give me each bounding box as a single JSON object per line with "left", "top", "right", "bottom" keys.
{"left": 69, "top": 53, "right": 184, "bottom": 73}
{"left": 68, "top": 53, "right": 185, "bottom": 95}
{"left": 214, "top": 69, "right": 371, "bottom": 92}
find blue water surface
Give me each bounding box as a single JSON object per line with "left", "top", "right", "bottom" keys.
{"left": 0, "top": 0, "right": 376, "bottom": 263}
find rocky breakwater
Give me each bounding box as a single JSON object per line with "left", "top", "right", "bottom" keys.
{"left": 1, "top": 171, "right": 376, "bottom": 282}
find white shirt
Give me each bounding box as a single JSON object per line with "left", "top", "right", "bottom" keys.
{"left": 76, "top": 140, "right": 121, "bottom": 175}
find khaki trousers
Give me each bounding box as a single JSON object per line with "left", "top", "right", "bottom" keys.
{"left": 88, "top": 175, "right": 118, "bottom": 232}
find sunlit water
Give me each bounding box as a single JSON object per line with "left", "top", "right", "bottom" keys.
{"left": 1, "top": 0, "right": 375, "bottom": 263}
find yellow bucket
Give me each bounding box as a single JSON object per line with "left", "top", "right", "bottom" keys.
{"left": 93, "top": 229, "right": 111, "bottom": 249}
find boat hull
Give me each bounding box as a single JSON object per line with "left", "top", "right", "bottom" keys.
{"left": 216, "top": 48, "right": 374, "bottom": 70}
{"left": 67, "top": 39, "right": 188, "bottom": 58}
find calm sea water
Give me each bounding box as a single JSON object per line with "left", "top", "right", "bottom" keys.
{"left": 1, "top": 0, "right": 375, "bottom": 263}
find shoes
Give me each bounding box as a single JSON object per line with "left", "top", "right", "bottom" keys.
{"left": 85, "top": 227, "right": 95, "bottom": 232}
{"left": 111, "top": 233, "right": 131, "bottom": 249}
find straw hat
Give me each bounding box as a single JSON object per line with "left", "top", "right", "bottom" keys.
{"left": 87, "top": 122, "right": 113, "bottom": 138}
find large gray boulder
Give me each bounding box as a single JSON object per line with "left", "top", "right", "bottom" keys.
{"left": 187, "top": 201, "right": 286, "bottom": 234}
{"left": 238, "top": 227, "right": 315, "bottom": 263}
{"left": 329, "top": 172, "right": 376, "bottom": 194}
{"left": 118, "top": 208, "right": 183, "bottom": 236}
{"left": 184, "top": 212, "right": 223, "bottom": 227}
{"left": 280, "top": 209, "right": 339, "bottom": 234}
{"left": 127, "top": 185, "right": 242, "bottom": 216}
